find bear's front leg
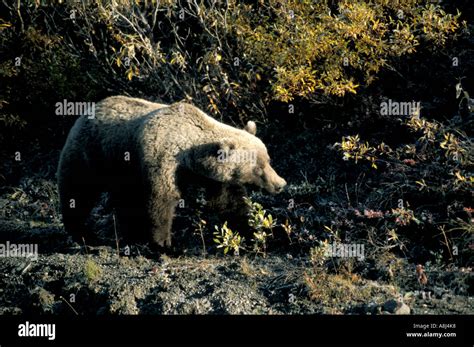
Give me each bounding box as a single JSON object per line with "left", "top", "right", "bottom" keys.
{"left": 207, "top": 183, "right": 249, "bottom": 219}
{"left": 149, "top": 197, "right": 179, "bottom": 247}
{"left": 145, "top": 165, "right": 181, "bottom": 247}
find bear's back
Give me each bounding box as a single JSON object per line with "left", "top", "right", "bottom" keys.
{"left": 95, "top": 96, "right": 167, "bottom": 122}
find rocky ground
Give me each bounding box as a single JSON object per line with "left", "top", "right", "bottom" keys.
{"left": 0, "top": 211, "right": 472, "bottom": 315}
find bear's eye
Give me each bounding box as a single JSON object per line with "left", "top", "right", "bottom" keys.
{"left": 254, "top": 167, "right": 263, "bottom": 176}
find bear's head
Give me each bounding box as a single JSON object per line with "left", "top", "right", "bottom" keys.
{"left": 191, "top": 121, "right": 287, "bottom": 194}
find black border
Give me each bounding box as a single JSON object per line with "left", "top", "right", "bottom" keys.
{"left": 0, "top": 315, "right": 472, "bottom": 345}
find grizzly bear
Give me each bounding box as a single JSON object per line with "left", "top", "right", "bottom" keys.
{"left": 57, "top": 96, "right": 286, "bottom": 247}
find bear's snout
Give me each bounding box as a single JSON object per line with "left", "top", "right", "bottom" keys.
{"left": 272, "top": 177, "right": 287, "bottom": 194}
{"left": 274, "top": 178, "right": 287, "bottom": 193}
{"left": 263, "top": 165, "right": 287, "bottom": 194}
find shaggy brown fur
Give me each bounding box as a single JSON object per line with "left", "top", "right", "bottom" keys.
{"left": 57, "top": 96, "right": 286, "bottom": 247}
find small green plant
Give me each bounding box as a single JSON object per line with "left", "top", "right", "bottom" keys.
{"left": 252, "top": 230, "right": 270, "bottom": 258}
{"left": 391, "top": 206, "right": 420, "bottom": 226}
{"left": 310, "top": 240, "right": 331, "bottom": 268}
{"left": 281, "top": 219, "right": 294, "bottom": 243}
{"left": 193, "top": 215, "right": 208, "bottom": 256}
{"left": 245, "top": 197, "right": 277, "bottom": 231}
{"left": 335, "top": 135, "right": 392, "bottom": 169}
{"left": 245, "top": 197, "right": 277, "bottom": 256}
{"left": 406, "top": 115, "right": 472, "bottom": 165}
{"left": 406, "top": 116, "right": 440, "bottom": 143}
{"left": 213, "top": 222, "right": 243, "bottom": 256}
{"left": 83, "top": 258, "right": 102, "bottom": 283}
{"left": 453, "top": 171, "right": 474, "bottom": 187}
{"left": 440, "top": 132, "right": 468, "bottom": 163}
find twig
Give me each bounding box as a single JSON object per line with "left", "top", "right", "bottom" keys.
{"left": 113, "top": 213, "right": 120, "bottom": 257}
{"left": 344, "top": 183, "right": 351, "bottom": 207}
{"left": 81, "top": 237, "right": 89, "bottom": 255}
{"left": 20, "top": 262, "right": 32, "bottom": 275}
{"left": 59, "top": 296, "right": 79, "bottom": 315}
{"left": 16, "top": 0, "right": 24, "bottom": 32}
{"left": 151, "top": 0, "right": 160, "bottom": 32}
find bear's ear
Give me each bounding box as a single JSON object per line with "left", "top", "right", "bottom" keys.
{"left": 244, "top": 121, "right": 257, "bottom": 135}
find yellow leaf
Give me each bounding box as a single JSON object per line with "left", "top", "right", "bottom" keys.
{"left": 127, "top": 68, "right": 133, "bottom": 81}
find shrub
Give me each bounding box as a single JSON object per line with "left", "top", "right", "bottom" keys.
{"left": 0, "top": 0, "right": 465, "bottom": 134}
{"left": 334, "top": 113, "right": 473, "bottom": 262}
{"left": 233, "top": 1, "right": 463, "bottom": 102}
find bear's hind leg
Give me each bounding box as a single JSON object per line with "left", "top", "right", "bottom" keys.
{"left": 59, "top": 181, "right": 101, "bottom": 244}
{"left": 109, "top": 189, "right": 147, "bottom": 243}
